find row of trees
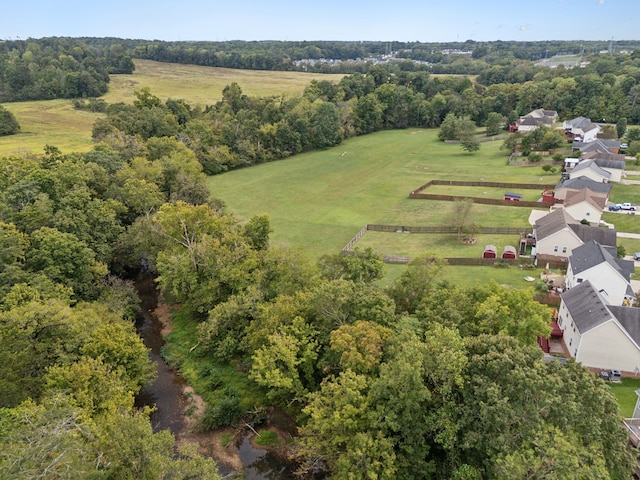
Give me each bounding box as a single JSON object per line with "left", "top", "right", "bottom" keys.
{"left": 0, "top": 144, "right": 227, "bottom": 476}
{"left": 0, "top": 37, "right": 134, "bottom": 101}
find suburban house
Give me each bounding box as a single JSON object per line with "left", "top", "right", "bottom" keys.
{"left": 572, "top": 138, "right": 621, "bottom": 155}
{"left": 533, "top": 208, "right": 616, "bottom": 259}
{"left": 580, "top": 152, "right": 626, "bottom": 182}
{"left": 564, "top": 153, "right": 625, "bottom": 182}
{"left": 569, "top": 159, "right": 612, "bottom": 183}
{"left": 563, "top": 116, "right": 601, "bottom": 143}
{"left": 553, "top": 177, "right": 611, "bottom": 202}
{"left": 558, "top": 280, "right": 640, "bottom": 372}
{"left": 562, "top": 188, "right": 607, "bottom": 224}
{"left": 565, "top": 240, "right": 635, "bottom": 306}
{"left": 515, "top": 108, "right": 558, "bottom": 132}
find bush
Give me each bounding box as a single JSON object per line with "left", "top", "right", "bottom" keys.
{"left": 199, "top": 394, "right": 244, "bottom": 430}
{"left": 528, "top": 153, "right": 542, "bottom": 162}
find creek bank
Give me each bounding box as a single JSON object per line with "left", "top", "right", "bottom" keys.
{"left": 134, "top": 272, "right": 303, "bottom": 479}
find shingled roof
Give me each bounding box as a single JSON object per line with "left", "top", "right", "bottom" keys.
{"left": 568, "top": 223, "right": 617, "bottom": 247}
{"left": 554, "top": 177, "right": 612, "bottom": 195}
{"left": 561, "top": 280, "right": 613, "bottom": 334}
{"left": 564, "top": 189, "right": 607, "bottom": 210}
{"left": 608, "top": 306, "right": 640, "bottom": 347}
{"left": 571, "top": 159, "right": 612, "bottom": 179}
{"left": 534, "top": 208, "right": 579, "bottom": 241}
{"left": 569, "top": 240, "right": 633, "bottom": 280}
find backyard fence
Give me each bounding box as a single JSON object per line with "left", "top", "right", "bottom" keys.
{"left": 342, "top": 223, "right": 535, "bottom": 266}
{"left": 409, "top": 179, "right": 556, "bottom": 207}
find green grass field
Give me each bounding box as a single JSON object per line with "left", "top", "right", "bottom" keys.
{"left": 0, "top": 59, "right": 344, "bottom": 157}
{"left": 208, "top": 129, "right": 549, "bottom": 256}
{"left": 207, "top": 129, "right": 565, "bottom": 287}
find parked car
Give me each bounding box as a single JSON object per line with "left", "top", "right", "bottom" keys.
{"left": 634, "top": 252, "right": 640, "bottom": 261}
{"left": 598, "top": 369, "right": 622, "bottom": 382}
{"left": 608, "top": 204, "right": 622, "bottom": 211}
{"left": 620, "top": 143, "right": 629, "bottom": 149}
{"left": 619, "top": 203, "right": 636, "bottom": 211}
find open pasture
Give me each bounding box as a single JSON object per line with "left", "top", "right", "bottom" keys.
{"left": 208, "top": 129, "right": 550, "bottom": 265}
{"left": 104, "top": 59, "right": 345, "bottom": 106}
{"left": 0, "top": 59, "right": 344, "bottom": 157}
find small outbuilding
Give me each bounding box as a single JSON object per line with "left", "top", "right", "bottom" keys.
{"left": 483, "top": 245, "right": 497, "bottom": 258}
{"left": 502, "top": 245, "right": 517, "bottom": 259}
{"left": 504, "top": 192, "right": 523, "bottom": 202}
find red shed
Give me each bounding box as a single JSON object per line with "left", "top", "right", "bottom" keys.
{"left": 483, "top": 245, "right": 497, "bottom": 258}
{"left": 501, "top": 245, "right": 517, "bottom": 259}
{"left": 504, "top": 192, "right": 523, "bottom": 201}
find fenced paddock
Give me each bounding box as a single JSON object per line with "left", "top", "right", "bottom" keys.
{"left": 409, "top": 179, "right": 556, "bottom": 208}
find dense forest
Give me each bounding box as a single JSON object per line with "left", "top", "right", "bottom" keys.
{"left": 0, "top": 37, "right": 134, "bottom": 101}
{"left": 1, "top": 37, "right": 640, "bottom": 478}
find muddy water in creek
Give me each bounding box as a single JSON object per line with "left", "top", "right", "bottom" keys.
{"left": 133, "top": 272, "right": 302, "bottom": 479}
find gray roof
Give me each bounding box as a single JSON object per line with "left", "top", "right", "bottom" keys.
{"left": 565, "top": 116, "right": 591, "bottom": 129}
{"left": 520, "top": 116, "right": 542, "bottom": 126}
{"left": 568, "top": 223, "right": 617, "bottom": 247}
{"left": 555, "top": 177, "right": 611, "bottom": 195}
{"left": 573, "top": 139, "right": 621, "bottom": 153}
{"left": 581, "top": 151, "right": 625, "bottom": 163}
{"left": 608, "top": 306, "right": 640, "bottom": 346}
{"left": 561, "top": 280, "right": 612, "bottom": 333}
{"left": 571, "top": 159, "right": 612, "bottom": 179}
{"left": 534, "top": 208, "right": 579, "bottom": 241}
{"left": 569, "top": 240, "right": 632, "bottom": 281}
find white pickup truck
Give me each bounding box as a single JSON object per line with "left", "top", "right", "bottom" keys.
{"left": 619, "top": 202, "right": 637, "bottom": 211}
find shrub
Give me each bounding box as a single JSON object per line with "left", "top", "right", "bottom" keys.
{"left": 199, "top": 395, "right": 244, "bottom": 430}
{"left": 528, "top": 153, "right": 542, "bottom": 162}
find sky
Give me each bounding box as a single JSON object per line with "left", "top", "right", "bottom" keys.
{"left": 1, "top": 0, "right": 638, "bottom": 43}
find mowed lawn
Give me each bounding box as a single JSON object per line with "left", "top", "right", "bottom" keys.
{"left": 208, "top": 128, "right": 551, "bottom": 261}
{"left": 0, "top": 59, "right": 344, "bottom": 157}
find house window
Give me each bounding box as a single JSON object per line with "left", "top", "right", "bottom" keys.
{"left": 562, "top": 246, "right": 567, "bottom": 253}
{"left": 586, "top": 212, "right": 590, "bottom": 216}
{"left": 554, "top": 245, "right": 559, "bottom": 252}
{"left": 558, "top": 317, "right": 563, "bottom": 327}
{"left": 573, "top": 326, "right": 576, "bottom": 333}
{"left": 569, "top": 338, "right": 572, "bottom": 346}
{"left": 577, "top": 278, "right": 583, "bottom": 283}
{"left": 574, "top": 348, "right": 578, "bottom": 356}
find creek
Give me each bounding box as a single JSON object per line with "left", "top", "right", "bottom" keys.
{"left": 133, "top": 272, "right": 301, "bottom": 479}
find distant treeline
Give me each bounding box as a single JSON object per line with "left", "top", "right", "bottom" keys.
{"left": 0, "top": 37, "right": 134, "bottom": 101}
{"left": 82, "top": 37, "right": 640, "bottom": 74}
{"left": 90, "top": 47, "right": 640, "bottom": 175}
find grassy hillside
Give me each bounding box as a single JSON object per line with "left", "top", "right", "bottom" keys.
{"left": 103, "top": 59, "right": 345, "bottom": 105}
{"left": 0, "top": 59, "right": 344, "bottom": 157}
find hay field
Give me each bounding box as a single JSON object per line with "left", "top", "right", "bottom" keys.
{"left": 0, "top": 59, "right": 344, "bottom": 157}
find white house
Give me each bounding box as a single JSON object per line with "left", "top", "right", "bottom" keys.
{"left": 580, "top": 152, "right": 626, "bottom": 183}
{"left": 533, "top": 208, "right": 616, "bottom": 259}
{"left": 565, "top": 240, "right": 635, "bottom": 306}
{"left": 572, "top": 138, "right": 621, "bottom": 155}
{"left": 558, "top": 280, "right": 640, "bottom": 372}
{"left": 562, "top": 189, "right": 607, "bottom": 224}
{"left": 517, "top": 109, "right": 558, "bottom": 132}
{"left": 563, "top": 116, "right": 602, "bottom": 143}
{"left": 569, "top": 159, "right": 611, "bottom": 183}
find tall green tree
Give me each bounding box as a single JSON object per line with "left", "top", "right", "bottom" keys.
{"left": 0, "top": 105, "right": 20, "bottom": 135}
